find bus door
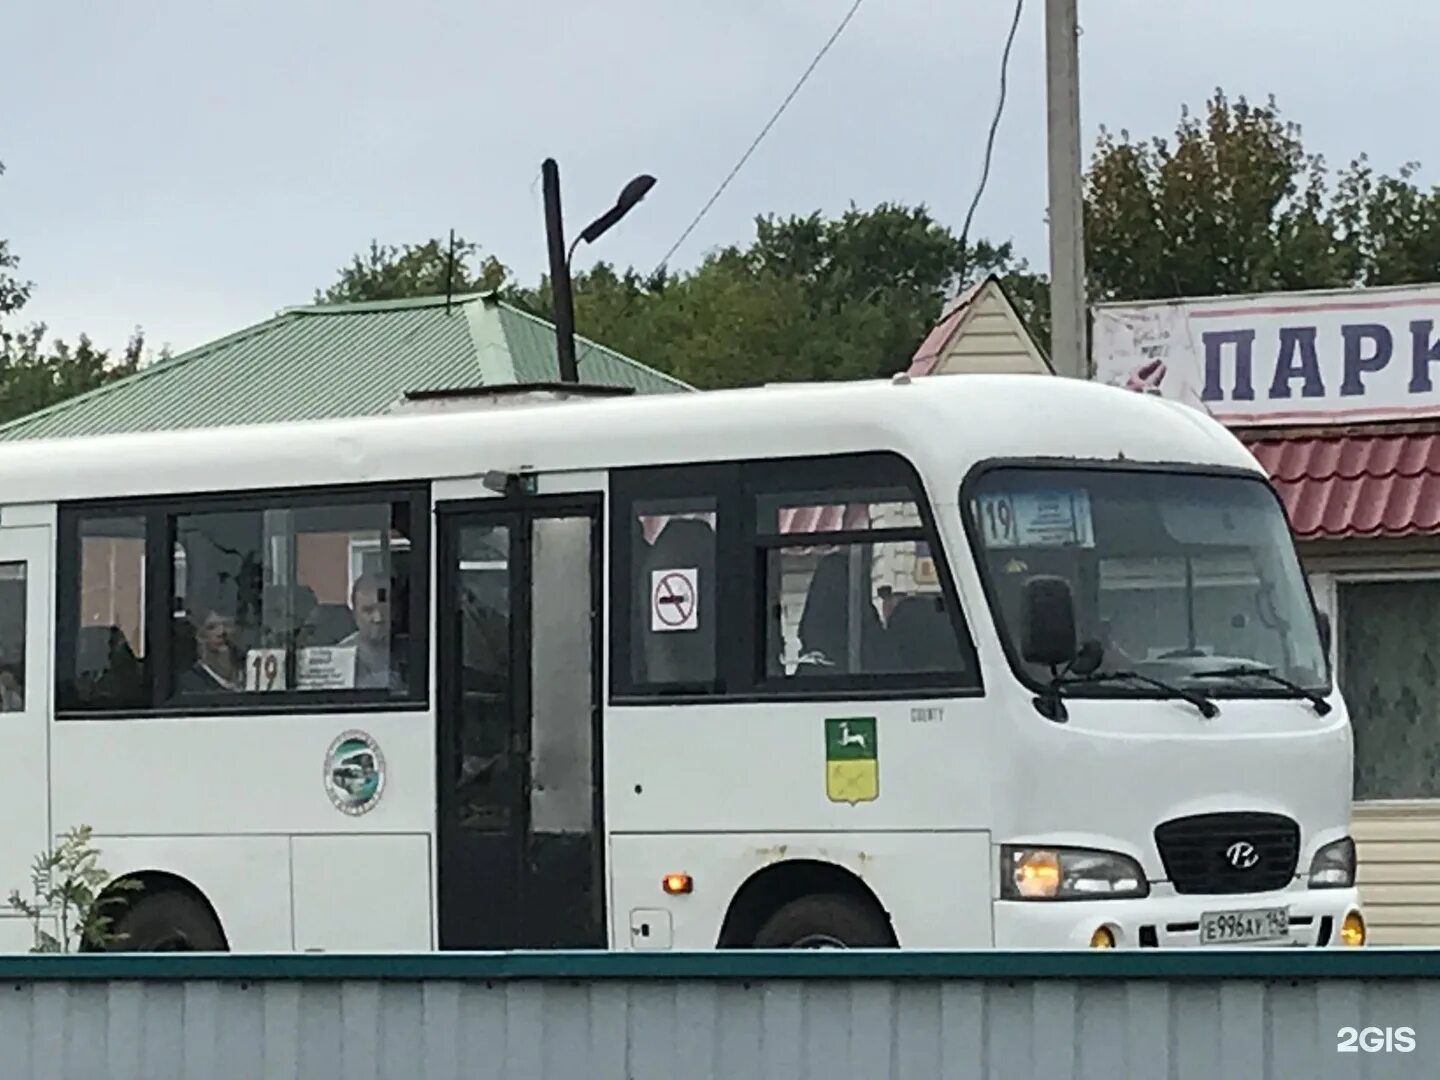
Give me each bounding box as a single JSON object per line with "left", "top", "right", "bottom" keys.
{"left": 435, "top": 498, "right": 605, "bottom": 949}
{"left": 0, "top": 525, "right": 51, "bottom": 950}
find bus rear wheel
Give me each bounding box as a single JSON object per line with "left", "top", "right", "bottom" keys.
{"left": 751, "top": 892, "right": 893, "bottom": 949}
{"left": 107, "top": 891, "right": 226, "bottom": 952}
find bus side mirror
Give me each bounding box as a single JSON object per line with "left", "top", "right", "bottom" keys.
{"left": 1317, "top": 609, "right": 1332, "bottom": 655}
{"left": 1021, "top": 576, "right": 1077, "bottom": 668}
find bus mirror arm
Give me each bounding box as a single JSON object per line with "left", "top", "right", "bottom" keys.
{"left": 1033, "top": 685, "right": 1069, "bottom": 724}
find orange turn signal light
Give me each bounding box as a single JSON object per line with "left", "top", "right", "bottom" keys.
{"left": 662, "top": 872, "right": 693, "bottom": 895}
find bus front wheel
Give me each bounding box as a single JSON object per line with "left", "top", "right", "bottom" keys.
{"left": 751, "top": 892, "right": 893, "bottom": 949}
{"left": 107, "top": 891, "right": 226, "bottom": 952}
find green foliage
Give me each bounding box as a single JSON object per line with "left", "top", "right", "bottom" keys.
{"left": 6, "top": 825, "right": 142, "bottom": 952}
{"left": 302, "top": 97, "right": 1440, "bottom": 389}
{"left": 1084, "top": 88, "right": 1440, "bottom": 302}
{"left": 0, "top": 160, "right": 153, "bottom": 426}
{"left": 0, "top": 164, "right": 33, "bottom": 326}
{"left": 8, "top": 90, "right": 1440, "bottom": 428}
{"left": 0, "top": 325, "right": 147, "bottom": 426}
{"left": 1334, "top": 158, "right": 1440, "bottom": 286}
{"left": 316, "top": 236, "right": 512, "bottom": 304}
{"left": 509, "top": 205, "right": 1048, "bottom": 388}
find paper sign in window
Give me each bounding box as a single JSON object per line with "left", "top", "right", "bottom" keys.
{"left": 244, "top": 648, "right": 288, "bottom": 692}
{"left": 297, "top": 646, "right": 357, "bottom": 690}
{"left": 976, "top": 490, "right": 1094, "bottom": 549}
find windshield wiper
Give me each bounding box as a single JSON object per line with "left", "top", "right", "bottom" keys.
{"left": 1035, "top": 669, "right": 1218, "bottom": 722}
{"left": 1188, "top": 664, "right": 1332, "bottom": 715}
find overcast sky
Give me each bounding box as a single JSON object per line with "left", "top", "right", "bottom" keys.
{"left": 2, "top": 0, "right": 1436, "bottom": 357}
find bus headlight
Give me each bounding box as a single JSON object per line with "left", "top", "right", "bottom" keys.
{"left": 1308, "top": 837, "right": 1356, "bottom": 889}
{"left": 1000, "top": 846, "right": 1149, "bottom": 900}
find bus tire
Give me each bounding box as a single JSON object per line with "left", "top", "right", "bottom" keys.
{"left": 751, "top": 892, "right": 892, "bottom": 949}
{"left": 107, "top": 891, "right": 226, "bottom": 952}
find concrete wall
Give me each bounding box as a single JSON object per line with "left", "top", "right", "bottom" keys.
{"left": 0, "top": 950, "right": 1434, "bottom": 1079}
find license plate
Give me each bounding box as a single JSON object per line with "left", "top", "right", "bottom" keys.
{"left": 1199, "top": 906, "right": 1289, "bottom": 945}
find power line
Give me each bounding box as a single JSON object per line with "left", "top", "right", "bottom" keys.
{"left": 654, "top": 0, "right": 867, "bottom": 275}
{"left": 573, "top": 0, "right": 866, "bottom": 368}
{"left": 956, "top": 0, "right": 1026, "bottom": 283}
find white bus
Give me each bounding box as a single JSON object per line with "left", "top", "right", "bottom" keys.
{"left": 0, "top": 373, "right": 1363, "bottom": 952}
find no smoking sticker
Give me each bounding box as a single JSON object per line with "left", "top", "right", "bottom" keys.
{"left": 651, "top": 568, "right": 699, "bottom": 632}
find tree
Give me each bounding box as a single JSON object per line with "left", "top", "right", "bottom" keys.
{"left": 316, "top": 236, "right": 512, "bottom": 304}
{"left": 1333, "top": 158, "right": 1440, "bottom": 286}
{"left": 1084, "top": 90, "right": 1355, "bottom": 302}
{"left": 0, "top": 326, "right": 145, "bottom": 425}
{"left": 318, "top": 204, "right": 1045, "bottom": 389}
{"left": 737, "top": 203, "right": 1045, "bottom": 379}
{"left": 1083, "top": 88, "right": 1440, "bottom": 303}
{"left": 0, "top": 163, "right": 32, "bottom": 324}
{"left": 535, "top": 204, "right": 1046, "bottom": 387}
{"left": 0, "top": 160, "right": 148, "bottom": 426}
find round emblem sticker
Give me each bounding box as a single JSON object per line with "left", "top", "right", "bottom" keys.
{"left": 324, "top": 730, "right": 385, "bottom": 815}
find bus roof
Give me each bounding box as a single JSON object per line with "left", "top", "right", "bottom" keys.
{"left": 0, "top": 375, "right": 1261, "bottom": 505}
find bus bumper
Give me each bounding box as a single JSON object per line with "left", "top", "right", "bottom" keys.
{"left": 992, "top": 888, "right": 1365, "bottom": 948}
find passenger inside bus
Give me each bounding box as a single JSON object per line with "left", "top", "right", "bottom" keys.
{"left": 789, "top": 549, "right": 965, "bottom": 677}
{"left": 73, "top": 624, "right": 143, "bottom": 705}
{"left": 797, "top": 551, "right": 892, "bottom": 673}
{"left": 175, "top": 605, "right": 244, "bottom": 693}
{"left": 338, "top": 572, "right": 405, "bottom": 690}
{"left": 885, "top": 592, "right": 961, "bottom": 672}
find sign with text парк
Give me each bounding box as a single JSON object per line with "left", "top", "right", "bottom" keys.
{"left": 1091, "top": 284, "right": 1440, "bottom": 425}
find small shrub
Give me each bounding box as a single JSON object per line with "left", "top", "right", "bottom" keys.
{"left": 6, "top": 826, "right": 142, "bottom": 952}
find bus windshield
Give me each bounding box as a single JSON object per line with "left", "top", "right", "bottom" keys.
{"left": 968, "top": 466, "right": 1328, "bottom": 695}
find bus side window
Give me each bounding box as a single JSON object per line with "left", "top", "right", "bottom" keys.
{"left": 755, "top": 462, "right": 978, "bottom": 688}
{"left": 639, "top": 517, "right": 716, "bottom": 686}
{"left": 170, "top": 499, "right": 417, "bottom": 698}
{"left": 772, "top": 540, "right": 967, "bottom": 679}
{"left": 0, "top": 562, "right": 26, "bottom": 711}
{"left": 57, "top": 488, "right": 427, "bottom": 717}
{"left": 793, "top": 549, "right": 891, "bottom": 674}
{"left": 620, "top": 489, "right": 720, "bottom": 694}
{"left": 611, "top": 453, "right": 978, "bottom": 699}
{"left": 886, "top": 593, "right": 964, "bottom": 673}
{"left": 630, "top": 518, "right": 650, "bottom": 684}
{"left": 57, "top": 512, "right": 150, "bottom": 712}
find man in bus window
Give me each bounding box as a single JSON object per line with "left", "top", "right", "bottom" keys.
{"left": 340, "top": 572, "right": 404, "bottom": 690}
{"left": 176, "top": 605, "right": 244, "bottom": 693}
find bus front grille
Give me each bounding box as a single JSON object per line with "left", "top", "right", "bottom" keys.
{"left": 1154, "top": 812, "right": 1300, "bottom": 894}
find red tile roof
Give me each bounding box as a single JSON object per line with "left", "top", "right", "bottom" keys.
{"left": 1239, "top": 426, "right": 1440, "bottom": 541}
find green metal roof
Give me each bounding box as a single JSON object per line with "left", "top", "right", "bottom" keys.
{"left": 0, "top": 292, "right": 692, "bottom": 441}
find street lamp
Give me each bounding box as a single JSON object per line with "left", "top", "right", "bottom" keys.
{"left": 542, "top": 159, "right": 657, "bottom": 384}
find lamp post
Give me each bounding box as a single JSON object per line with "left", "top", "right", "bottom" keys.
{"left": 542, "top": 160, "right": 657, "bottom": 384}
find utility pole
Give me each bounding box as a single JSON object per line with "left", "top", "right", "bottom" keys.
{"left": 542, "top": 158, "right": 580, "bottom": 384}
{"left": 1044, "top": 0, "right": 1087, "bottom": 379}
